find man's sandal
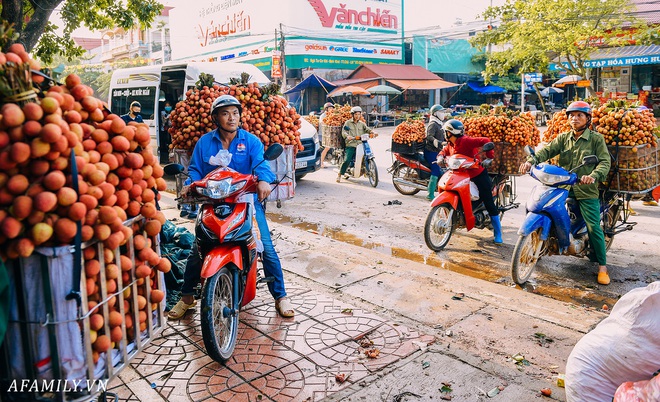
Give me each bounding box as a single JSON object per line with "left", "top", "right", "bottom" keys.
{"left": 168, "top": 299, "right": 197, "bottom": 320}
{"left": 275, "top": 297, "right": 295, "bottom": 318}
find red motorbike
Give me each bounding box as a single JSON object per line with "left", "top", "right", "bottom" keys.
{"left": 164, "top": 144, "right": 283, "bottom": 363}
{"left": 389, "top": 151, "right": 434, "bottom": 196}
{"left": 424, "top": 142, "right": 518, "bottom": 251}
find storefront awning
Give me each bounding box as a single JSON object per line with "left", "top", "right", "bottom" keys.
{"left": 550, "top": 45, "right": 660, "bottom": 70}
{"left": 467, "top": 81, "right": 506, "bottom": 94}
{"left": 386, "top": 78, "right": 459, "bottom": 90}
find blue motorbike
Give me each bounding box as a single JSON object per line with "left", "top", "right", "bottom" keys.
{"left": 511, "top": 148, "right": 631, "bottom": 285}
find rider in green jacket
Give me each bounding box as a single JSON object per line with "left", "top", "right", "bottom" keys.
{"left": 519, "top": 101, "right": 612, "bottom": 285}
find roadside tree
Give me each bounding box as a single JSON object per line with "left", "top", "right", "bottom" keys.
{"left": 0, "top": 0, "right": 162, "bottom": 63}
{"left": 470, "top": 0, "right": 648, "bottom": 95}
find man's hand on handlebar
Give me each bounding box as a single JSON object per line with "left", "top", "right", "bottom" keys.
{"left": 579, "top": 175, "right": 596, "bottom": 185}
{"left": 257, "top": 180, "right": 272, "bottom": 201}
{"left": 519, "top": 162, "right": 532, "bottom": 175}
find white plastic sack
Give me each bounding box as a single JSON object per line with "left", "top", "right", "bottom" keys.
{"left": 7, "top": 247, "right": 86, "bottom": 385}
{"left": 566, "top": 281, "right": 660, "bottom": 402}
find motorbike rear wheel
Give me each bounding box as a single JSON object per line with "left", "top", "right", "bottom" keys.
{"left": 424, "top": 203, "right": 454, "bottom": 251}
{"left": 511, "top": 228, "right": 545, "bottom": 285}
{"left": 201, "top": 266, "right": 239, "bottom": 363}
{"left": 367, "top": 158, "right": 378, "bottom": 187}
{"left": 392, "top": 164, "right": 421, "bottom": 195}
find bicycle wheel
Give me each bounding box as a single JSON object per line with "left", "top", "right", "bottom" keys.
{"left": 511, "top": 228, "right": 545, "bottom": 285}
{"left": 424, "top": 203, "right": 454, "bottom": 251}
{"left": 392, "top": 164, "right": 421, "bottom": 195}
{"left": 200, "top": 266, "right": 239, "bottom": 363}
{"left": 602, "top": 204, "right": 621, "bottom": 251}
{"left": 367, "top": 158, "right": 379, "bottom": 187}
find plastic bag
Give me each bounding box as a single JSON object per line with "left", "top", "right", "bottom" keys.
{"left": 209, "top": 149, "right": 232, "bottom": 167}
{"left": 565, "top": 281, "right": 660, "bottom": 402}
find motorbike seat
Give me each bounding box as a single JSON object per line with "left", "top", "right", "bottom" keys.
{"left": 415, "top": 153, "right": 432, "bottom": 169}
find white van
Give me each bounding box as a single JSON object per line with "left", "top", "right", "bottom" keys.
{"left": 108, "top": 62, "right": 320, "bottom": 176}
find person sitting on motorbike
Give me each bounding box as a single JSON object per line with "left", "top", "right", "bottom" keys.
{"left": 424, "top": 104, "right": 447, "bottom": 200}
{"left": 337, "top": 106, "right": 377, "bottom": 183}
{"left": 519, "top": 101, "right": 612, "bottom": 285}
{"left": 319, "top": 102, "right": 335, "bottom": 168}
{"left": 168, "top": 94, "right": 295, "bottom": 319}
{"left": 438, "top": 119, "right": 502, "bottom": 244}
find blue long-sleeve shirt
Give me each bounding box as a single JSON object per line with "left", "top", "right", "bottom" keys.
{"left": 187, "top": 128, "right": 275, "bottom": 185}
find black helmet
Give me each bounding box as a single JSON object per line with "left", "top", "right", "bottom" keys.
{"left": 130, "top": 101, "right": 141, "bottom": 108}
{"left": 211, "top": 95, "right": 242, "bottom": 116}
{"left": 443, "top": 119, "right": 464, "bottom": 136}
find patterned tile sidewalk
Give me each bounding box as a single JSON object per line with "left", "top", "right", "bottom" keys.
{"left": 106, "top": 282, "right": 434, "bottom": 401}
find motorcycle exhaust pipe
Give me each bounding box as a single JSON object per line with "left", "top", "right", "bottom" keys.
{"left": 392, "top": 177, "right": 428, "bottom": 191}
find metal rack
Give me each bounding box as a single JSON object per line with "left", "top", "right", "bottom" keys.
{"left": 0, "top": 216, "right": 165, "bottom": 402}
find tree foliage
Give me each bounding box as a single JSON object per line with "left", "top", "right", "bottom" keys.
{"left": 470, "top": 0, "right": 648, "bottom": 86}
{"left": 0, "top": 0, "right": 163, "bottom": 64}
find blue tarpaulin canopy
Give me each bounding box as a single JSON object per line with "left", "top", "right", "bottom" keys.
{"left": 284, "top": 74, "right": 337, "bottom": 94}
{"left": 284, "top": 74, "right": 338, "bottom": 114}
{"left": 467, "top": 81, "right": 507, "bottom": 94}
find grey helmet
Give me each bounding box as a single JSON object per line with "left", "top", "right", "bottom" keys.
{"left": 350, "top": 106, "right": 363, "bottom": 114}
{"left": 430, "top": 104, "right": 444, "bottom": 119}
{"left": 211, "top": 95, "right": 242, "bottom": 116}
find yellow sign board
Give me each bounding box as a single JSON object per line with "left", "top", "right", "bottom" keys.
{"left": 576, "top": 80, "right": 591, "bottom": 87}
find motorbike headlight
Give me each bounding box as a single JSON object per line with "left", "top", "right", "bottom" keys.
{"left": 197, "top": 179, "right": 246, "bottom": 199}
{"left": 532, "top": 167, "right": 570, "bottom": 185}
{"left": 447, "top": 157, "right": 472, "bottom": 170}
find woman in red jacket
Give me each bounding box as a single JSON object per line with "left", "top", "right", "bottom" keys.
{"left": 438, "top": 119, "right": 502, "bottom": 244}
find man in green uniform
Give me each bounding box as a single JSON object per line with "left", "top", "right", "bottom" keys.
{"left": 337, "top": 106, "right": 375, "bottom": 182}
{"left": 519, "top": 101, "right": 612, "bottom": 285}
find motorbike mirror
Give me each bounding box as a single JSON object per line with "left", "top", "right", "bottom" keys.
{"left": 582, "top": 155, "right": 598, "bottom": 165}
{"left": 482, "top": 142, "right": 495, "bottom": 152}
{"left": 264, "top": 143, "right": 284, "bottom": 161}
{"left": 163, "top": 163, "right": 185, "bottom": 176}
{"left": 343, "top": 125, "right": 350, "bottom": 131}
{"left": 524, "top": 145, "right": 535, "bottom": 156}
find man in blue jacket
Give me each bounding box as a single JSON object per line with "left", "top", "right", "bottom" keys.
{"left": 168, "top": 95, "right": 294, "bottom": 319}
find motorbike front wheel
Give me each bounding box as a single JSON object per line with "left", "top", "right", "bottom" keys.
{"left": 391, "top": 164, "right": 421, "bottom": 195}
{"left": 511, "top": 228, "right": 545, "bottom": 285}
{"left": 424, "top": 203, "right": 455, "bottom": 251}
{"left": 201, "top": 266, "right": 239, "bottom": 363}
{"left": 366, "top": 158, "right": 378, "bottom": 187}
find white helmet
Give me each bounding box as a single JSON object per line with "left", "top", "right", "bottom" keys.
{"left": 350, "top": 106, "right": 363, "bottom": 114}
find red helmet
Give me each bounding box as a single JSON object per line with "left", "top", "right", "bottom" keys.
{"left": 566, "top": 101, "right": 591, "bottom": 116}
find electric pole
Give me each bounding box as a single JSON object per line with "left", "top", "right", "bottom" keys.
{"left": 280, "top": 23, "right": 286, "bottom": 90}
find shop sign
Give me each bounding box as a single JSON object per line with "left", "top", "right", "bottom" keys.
{"left": 307, "top": 0, "right": 399, "bottom": 32}
{"left": 576, "top": 80, "right": 592, "bottom": 87}
{"left": 550, "top": 54, "right": 660, "bottom": 71}
{"left": 524, "top": 73, "right": 542, "bottom": 83}
{"left": 170, "top": 0, "right": 402, "bottom": 63}
{"left": 271, "top": 51, "right": 282, "bottom": 78}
